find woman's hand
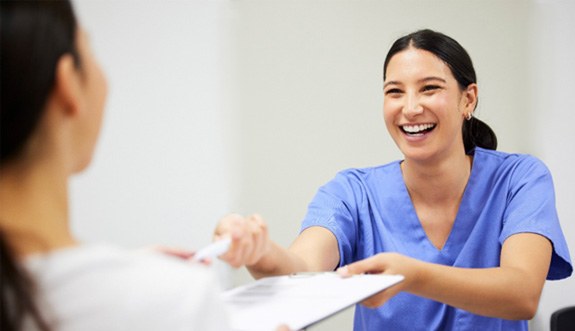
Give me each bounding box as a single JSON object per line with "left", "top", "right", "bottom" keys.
{"left": 337, "top": 253, "right": 423, "bottom": 308}
{"left": 214, "top": 213, "right": 271, "bottom": 268}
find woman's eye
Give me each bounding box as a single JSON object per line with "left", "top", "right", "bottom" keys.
{"left": 422, "top": 85, "right": 441, "bottom": 92}
{"left": 385, "top": 88, "right": 402, "bottom": 95}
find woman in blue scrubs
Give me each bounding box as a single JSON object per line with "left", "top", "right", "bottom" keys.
{"left": 215, "top": 29, "right": 572, "bottom": 330}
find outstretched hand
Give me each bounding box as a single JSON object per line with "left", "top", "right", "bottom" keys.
{"left": 337, "top": 252, "right": 422, "bottom": 308}
{"left": 214, "top": 213, "right": 271, "bottom": 268}
{"left": 142, "top": 245, "right": 215, "bottom": 266}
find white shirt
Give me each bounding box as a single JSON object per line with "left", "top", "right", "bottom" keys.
{"left": 24, "top": 244, "right": 231, "bottom": 331}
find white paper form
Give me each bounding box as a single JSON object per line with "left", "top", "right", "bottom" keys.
{"left": 221, "top": 272, "right": 404, "bottom": 331}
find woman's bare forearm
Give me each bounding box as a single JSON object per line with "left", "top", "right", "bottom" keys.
{"left": 247, "top": 241, "right": 309, "bottom": 279}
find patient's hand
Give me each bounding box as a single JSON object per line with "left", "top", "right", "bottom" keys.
{"left": 149, "top": 245, "right": 194, "bottom": 259}
{"left": 139, "top": 245, "right": 211, "bottom": 265}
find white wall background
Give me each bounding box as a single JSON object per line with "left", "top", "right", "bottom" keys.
{"left": 529, "top": 1, "right": 575, "bottom": 330}
{"left": 71, "top": 0, "right": 235, "bottom": 256}
{"left": 70, "top": 1, "right": 574, "bottom": 330}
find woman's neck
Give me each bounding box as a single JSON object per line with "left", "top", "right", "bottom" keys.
{"left": 401, "top": 151, "right": 472, "bottom": 206}
{"left": 0, "top": 157, "right": 76, "bottom": 257}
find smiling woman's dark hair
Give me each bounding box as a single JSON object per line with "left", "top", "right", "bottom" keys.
{"left": 1, "top": 1, "right": 80, "bottom": 330}
{"left": 383, "top": 29, "right": 497, "bottom": 154}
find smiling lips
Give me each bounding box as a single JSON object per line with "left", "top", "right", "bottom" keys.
{"left": 401, "top": 123, "right": 436, "bottom": 137}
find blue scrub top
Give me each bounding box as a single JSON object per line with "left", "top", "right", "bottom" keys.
{"left": 301, "top": 147, "right": 572, "bottom": 331}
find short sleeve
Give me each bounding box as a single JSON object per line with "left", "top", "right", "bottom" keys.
{"left": 499, "top": 156, "right": 572, "bottom": 280}
{"left": 300, "top": 170, "right": 365, "bottom": 267}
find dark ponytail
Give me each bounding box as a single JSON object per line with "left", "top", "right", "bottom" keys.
{"left": 462, "top": 117, "right": 497, "bottom": 154}
{"left": 1, "top": 1, "right": 79, "bottom": 330}
{"left": 383, "top": 29, "right": 497, "bottom": 153}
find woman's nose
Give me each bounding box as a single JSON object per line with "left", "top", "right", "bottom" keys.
{"left": 402, "top": 94, "right": 423, "bottom": 117}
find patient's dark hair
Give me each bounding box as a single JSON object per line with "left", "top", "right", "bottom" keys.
{"left": 1, "top": 0, "right": 80, "bottom": 330}
{"left": 383, "top": 29, "right": 497, "bottom": 153}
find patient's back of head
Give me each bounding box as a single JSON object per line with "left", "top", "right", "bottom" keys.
{"left": 1, "top": 2, "right": 229, "bottom": 330}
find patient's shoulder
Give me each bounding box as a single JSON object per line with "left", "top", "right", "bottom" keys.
{"left": 25, "top": 244, "right": 229, "bottom": 331}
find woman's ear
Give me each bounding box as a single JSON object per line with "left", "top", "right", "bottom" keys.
{"left": 51, "top": 54, "right": 82, "bottom": 117}
{"left": 461, "top": 83, "right": 478, "bottom": 114}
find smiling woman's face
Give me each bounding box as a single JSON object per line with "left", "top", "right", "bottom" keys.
{"left": 383, "top": 46, "right": 474, "bottom": 163}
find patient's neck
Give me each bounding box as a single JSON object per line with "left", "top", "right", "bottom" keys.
{"left": 0, "top": 154, "right": 77, "bottom": 258}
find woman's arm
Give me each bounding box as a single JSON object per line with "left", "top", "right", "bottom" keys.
{"left": 215, "top": 214, "right": 339, "bottom": 279}
{"left": 339, "top": 232, "right": 552, "bottom": 320}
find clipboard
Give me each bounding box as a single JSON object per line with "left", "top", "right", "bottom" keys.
{"left": 221, "top": 272, "right": 404, "bottom": 331}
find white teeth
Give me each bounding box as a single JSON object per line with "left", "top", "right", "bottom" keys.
{"left": 402, "top": 123, "right": 435, "bottom": 133}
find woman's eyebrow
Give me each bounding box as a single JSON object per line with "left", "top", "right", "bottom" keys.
{"left": 419, "top": 76, "right": 447, "bottom": 84}
{"left": 383, "top": 81, "right": 401, "bottom": 88}
{"left": 384, "top": 76, "right": 446, "bottom": 89}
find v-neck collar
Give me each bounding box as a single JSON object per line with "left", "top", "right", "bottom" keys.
{"left": 394, "top": 150, "right": 480, "bottom": 260}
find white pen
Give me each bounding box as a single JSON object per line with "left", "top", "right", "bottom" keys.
{"left": 192, "top": 237, "right": 232, "bottom": 262}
